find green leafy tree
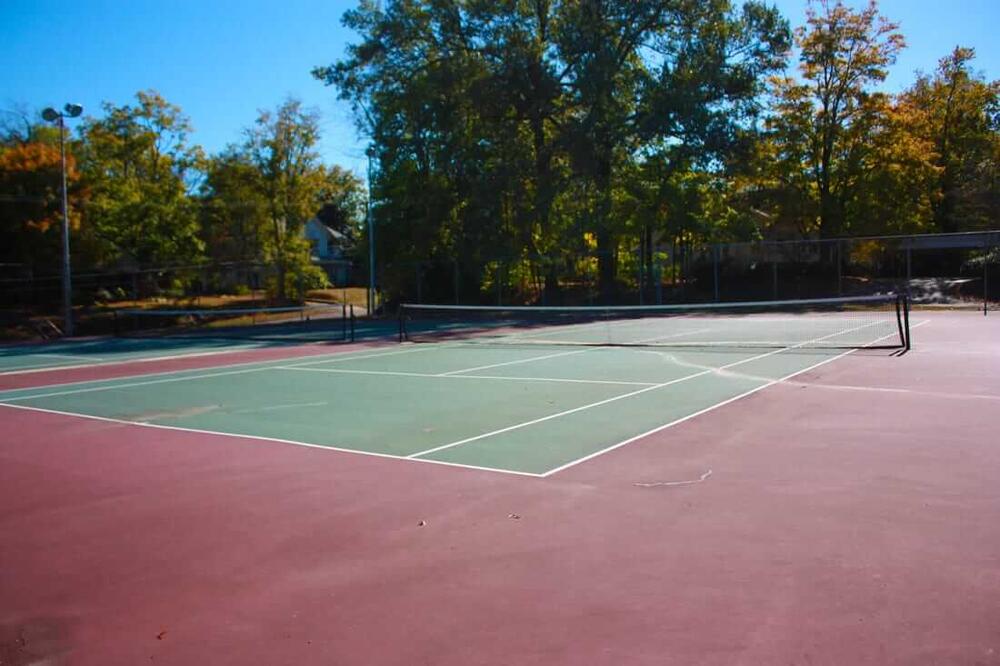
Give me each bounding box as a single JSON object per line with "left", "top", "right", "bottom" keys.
{"left": 242, "top": 99, "right": 339, "bottom": 299}
{"left": 316, "top": 0, "right": 788, "bottom": 300}
{"left": 200, "top": 149, "right": 270, "bottom": 265}
{"left": 898, "top": 47, "right": 1000, "bottom": 231}
{"left": 76, "top": 90, "right": 205, "bottom": 268}
{"left": 766, "top": 0, "right": 904, "bottom": 237}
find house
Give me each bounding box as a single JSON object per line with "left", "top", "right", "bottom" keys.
{"left": 303, "top": 218, "right": 352, "bottom": 286}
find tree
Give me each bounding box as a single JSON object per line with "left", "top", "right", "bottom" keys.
{"left": 242, "top": 99, "right": 338, "bottom": 300}
{"left": 76, "top": 90, "right": 205, "bottom": 269}
{"left": 898, "top": 47, "right": 1000, "bottom": 232}
{"left": 200, "top": 149, "right": 270, "bottom": 265}
{"left": 0, "top": 106, "right": 38, "bottom": 146}
{"left": 0, "top": 133, "right": 80, "bottom": 271}
{"left": 766, "top": 0, "right": 904, "bottom": 237}
{"left": 316, "top": 0, "right": 788, "bottom": 299}
{"left": 314, "top": 165, "right": 365, "bottom": 241}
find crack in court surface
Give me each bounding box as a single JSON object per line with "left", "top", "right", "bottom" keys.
{"left": 634, "top": 470, "right": 713, "bottom": 487}
{"left": 233, "top": 401, "right": 330, "bottom": 414}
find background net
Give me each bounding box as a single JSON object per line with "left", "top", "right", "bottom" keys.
{"left": 115, "top": 303, "right": 355, "bottom": 344}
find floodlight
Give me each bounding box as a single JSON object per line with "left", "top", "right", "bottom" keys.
{"left": 41, "top": 102, "right": 83, "bottom": 336}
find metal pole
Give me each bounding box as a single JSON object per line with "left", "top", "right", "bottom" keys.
{"left": 496, "top": 262, "right": 503, "bottom": 306}
{"left": 836, "top": 240, "right": 842, "bottom": 296}
{"left": 985, "top": 244, "right": 990, "bottom": 317}
{"left": 712, "top": 244, "right": 720, "bottom": 302}
{"left": 367, "top": 152, "right": 375, "bottom": 317}
{"left": 638, "top": 235, "right": 644, "bottom": 306}
{"left": 905, "top": 247, "right": 912, "bottom": 299}
{"left": 654, "top": 254, "right": 662, "bottom": 305}
{"left": 58, "top": 117, "right": 73, "bottom": 337}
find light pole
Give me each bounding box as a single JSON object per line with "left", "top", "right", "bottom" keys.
{"left": 41, "top": 103, "right": 83, "bottom": 337}
{"left": 366, "top": 147, "right": 376, "bottom": 316}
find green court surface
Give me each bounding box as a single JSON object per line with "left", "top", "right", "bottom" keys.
{"left": 0, "top": 340, "right": 864, "bottom": 475}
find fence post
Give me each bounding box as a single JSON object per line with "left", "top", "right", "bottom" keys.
{"left": 836, "top": 240, "right": 842, "bottom": 296}
{"left": 415, "top": 263, "right": 422, "bottom": 304}
{"left": 638, "top": 241, "right": 644, "bottom": 306}
{"left": 906, "top": 246, "right": 912, "bottom": 298}
{"left": 655, "top": 255, "right": 663, "bottom": 305}
{"left": 496, "top": 261, "right": 503, "bottom": 306}
{"left": 453, "top": 260, "right": 460, "bottom": 305}
{"left": 713, "top": 244, "right": 720, "bottom": 302}
{"left": 771, "top": 261, "right": 778, "bottom": 300}
{"left": 985, "top": 243, "right": 990, "bottom": 317}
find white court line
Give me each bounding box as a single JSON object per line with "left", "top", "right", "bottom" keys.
{"left": 0, "top": 401, "right": 544, "bottom": 478}
{"left": 437, "top": 347, "right": 596, "bottom": 376}
{"left": 0, "top": 320, "right": 922, "bottom": 478}
{"left": 0, "top": 365, "right": 278, "bottom": 402}
{"left": 540, "top": 320, "right": 929, "bottom": 476}
{"left": 0, "top": 343, "right": 444, "bottom": 402}
{"left": 436, "top": 327, "right": 714, "bottom": 376}
{"left": 34, "top": 353, "right": 106, "bottom": 361}
{"left": 406, "top": 318, "right": 891, "bottom": 460}
{"left": 0, "top": 345, "right": 260, "bottom": 376}
{"left": 277, "top": 366, "right": 656, "bottom": 387}
{"left": 0, "top": 328, "right": 436, "bottom": 380}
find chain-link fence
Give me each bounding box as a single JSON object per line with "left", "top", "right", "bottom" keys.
{"left": 0, "top": 258, "right": 369, "bottom": 338}
{"left": 384, "top": 231, "right": 999, "bottom": 313}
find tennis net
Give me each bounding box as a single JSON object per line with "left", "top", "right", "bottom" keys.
{"left": 399, "top": 294, "right": 910, "bottom": 350}
{"left": 115, "top": 303, "right": 355, "bottom": 343}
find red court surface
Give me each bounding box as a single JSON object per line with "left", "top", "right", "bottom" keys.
{"left": 1, "top": 312, "right": 998, "bottom": 665}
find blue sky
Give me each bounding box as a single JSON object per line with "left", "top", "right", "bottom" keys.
{"left": 2, "top": 0, "right": 997, "bottom": 180}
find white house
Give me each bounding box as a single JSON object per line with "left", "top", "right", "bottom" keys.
{"left": 304, "top": 218, "right": 352, "bottom": 286}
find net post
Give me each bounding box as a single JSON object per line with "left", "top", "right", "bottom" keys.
{"left": 984, "top": 243, "right": 989, "bottom": 317}
{"left": 398, "top": 304, "right": 406, "bottom": 342}
{"left": 342, "top": 302, "right": 347, "bottom": 341}
{"left": 894, "top": 294, "right": 905, "bottom": 349}
{"left": 903, "top": 294, "right": 911, "bottom": 351}
{"left": 349, "top": 304, "right": 355, "bottom": 342}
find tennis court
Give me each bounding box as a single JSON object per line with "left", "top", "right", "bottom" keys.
{"left": 0, "top": 296, "right": 911, "bottom": 476}
{"left": 5, "top": 301, "right": 1000, "bottom": 666}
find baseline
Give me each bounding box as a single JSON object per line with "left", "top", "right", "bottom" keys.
{"left": 0, "top": 401, "right": 544, "bottom": 478}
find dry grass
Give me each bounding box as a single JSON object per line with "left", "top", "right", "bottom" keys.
{"left": 306, "top": 287, "right": 368, "bottom": 307}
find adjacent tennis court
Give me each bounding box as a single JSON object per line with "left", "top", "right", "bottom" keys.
{"left": 0, "top": 296, "right": 913, "bottom": 476}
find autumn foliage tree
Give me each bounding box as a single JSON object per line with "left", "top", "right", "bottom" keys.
{"left": 0, "top": 129, "right": 83, "bottom": 271}
{"left": 898, "top": 47, "right": 1000, "bottom": 232}
{"left": 765, "top": 0, "right": 905, "bottom": 237}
